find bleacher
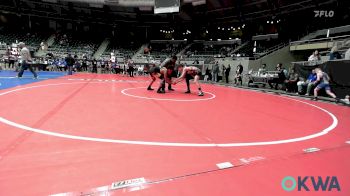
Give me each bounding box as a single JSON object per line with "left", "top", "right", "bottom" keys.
{"left": 184, "top": 40, "right": 240, "bottom": 57}
{"left": 46, "top": 33, "right": 102, "bottom": 59}
{"left": 101, "top": 40, "right": 141, "bottom": 61}
{"left": 290, "top": 25, "right": 350, "bottom": 52}
{"left": 300, "top": 25, "right": 350, "bottom": 41}
{"left": 232, "top": 41, "right": 254, "bottom": 58}
{"left": 148, "top": 40, "right": 187, "bottom": 58}
{"left": 0, "top": 30, "right": 49, "bottom": 52}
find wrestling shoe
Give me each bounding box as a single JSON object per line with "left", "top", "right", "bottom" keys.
{"left": 147, "top": 87, "right": 154, "bottom": 90}
{"left": 198, "top": 92, "right": 204, "bottom": 96}
{"left": 185, "top": 90, "right": 191, "bottom": 94}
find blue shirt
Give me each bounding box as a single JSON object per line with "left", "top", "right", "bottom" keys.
{"left": 307, "top": 73, "right": 317, "bottom": 82}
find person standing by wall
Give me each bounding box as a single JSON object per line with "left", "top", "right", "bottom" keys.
{"left": 225, "top": 64, "right": 231, "bottom": 83}
{"left": 222, "top": 65, "right": 226, "bottom": 82}
{"left": 234, "top": 64, "right": 243, "bottom": 85}
{"left": 65, "top": 53, "right": 75, "bottom": 75}
{"left": 212, "top": 61, "right": 219, "bottom": 82}
{"left": 92, "top": 59, "right": 97, "bottom": 73}
{"left": 128, "top": 59, "right": 135, "bottom": 77}
{"left": 204, "top": 66, "right": 210, "bottom": 81}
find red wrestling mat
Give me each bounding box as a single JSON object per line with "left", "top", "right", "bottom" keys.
{"left": 0, "top": 73, "right": 349, "bottom": 195}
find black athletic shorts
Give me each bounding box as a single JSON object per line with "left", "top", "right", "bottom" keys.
{"left": 149, "top": 67, "right": 160, "bottom": 74}
{"left": 186, "top": 71, "right": 201, "bottom": 80}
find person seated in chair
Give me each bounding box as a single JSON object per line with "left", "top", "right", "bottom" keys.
{"left": 296, "top": 69, "right": 317, "bottom": 95}
{"left": 285, "top": 68, "right": 299, "bottom": 92}
{"left": 268, "top": 63, "right": 286, "bottom": 90}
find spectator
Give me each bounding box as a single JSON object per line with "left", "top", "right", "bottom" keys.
{"left": 212, "top": 62, "right": 219, "bottom": 82}
{"left": 74, "top": 60, "right": 81, "bottom": 72}
{"left": 297, "top": 69, "right": 317, "bottom": 95}
{"left": 123, "top": 62, "right": 128, "bottom": 75}
{"left": 100, "top": 59, "right": 106, "bottom": 73}
{"left": 258, "top": 64, "right": 267, "bottom": 76}
{"left": 82, "top": 59, "right": 87, "bottom": 71}
{"left": 225, "top": 64, "right": 231, "bottom": 83}
{"left": 8, "top": 49, "right": 16, "bottom": 69}
{"left": 65, "top": 53, "right": 75, "bottom": 75}
{"left": 308, "top": 50, "right": 321, "bottom": 61}
{"left": 137, "top": 65, "right": 144, "bottom": 75}
{"left": 329, "top": 46, "right": 342, "bottom": 60}
{"left": 110, "top": 53, "right": 116, "bottom": 73}
{"left": 58, "top": 58, "right": 67, "bottom": 71}
{"left": 128, "top": 60, "right": 134, "bottom": 77}
{"left": 222, "top": 65, "right": 226, "bottom": 80}
{"left": 204, "top": 67, "right": 211, "bottom": 81}
{"left": 92, "top": 59, "right": 97, "bottom": 73}
{"left": 345, "top": 46, "right": 350, "bottom": 60}
{"left": 285, "top": 68, "right": 299, "bottom": 92}
{"left": 268, "top": 63, "right": 286, "bottom": 90}
{"left": 234, "top": 64, "right": 243, "bottom": 85}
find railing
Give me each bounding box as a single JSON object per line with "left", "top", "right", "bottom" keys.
{"left": 291, "top": 58, "right": 348, "bottom": 66}
{"left": 319, "top": 49, "right": 348, "bottom": 56}
{"left": 185, "top": 51, "right": 222, "bottom": 56}
{"left": 254, "top": 42, "right": 289, "bottom": 59}
{"left": 290, "top": 34, "right": 350, "bottom": 46}
{"left": 180, "top": 56, "right": 212, "bottom": 61}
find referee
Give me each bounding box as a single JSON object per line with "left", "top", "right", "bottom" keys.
{"left": 17, "top": 42, "right": 38, "bottom": 79}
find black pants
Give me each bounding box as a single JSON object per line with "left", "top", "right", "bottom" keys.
{"left": 18, "top": 62, "right": 37, "bottom": 78}
{"left": 186, "top": 74, "right": 194, "bottom": 91}
{"left": 129, "top": 68, "right": 134, "bottom": 77}
{"left": 92, "top": 66, "right": 97, "bottom": 73}
{"left": 8, "top": 60, "right": 15, "bottom": 69}
{"left": 285, "top": 81, "right": 298, "bottom": 92}
{"left": 268, "top": 78, "right": 283, "bottom": 89}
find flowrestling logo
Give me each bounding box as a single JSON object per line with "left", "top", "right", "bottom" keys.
{"left": 314, "top": 10, "right": 334, "bottom": 17}
{"left": 282, "top": 176, "right": 341, "bottom": 192}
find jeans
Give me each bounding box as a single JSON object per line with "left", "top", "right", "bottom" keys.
{"left": 212, "top": 73, "right": 218, "bottom": 82}
{"left": 18, "top": 61, "right": 37, "bottom": 78}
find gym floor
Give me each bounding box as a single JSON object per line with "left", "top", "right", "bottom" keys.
{"left": 0, "top": 71, "right": 349, "bottom": 195}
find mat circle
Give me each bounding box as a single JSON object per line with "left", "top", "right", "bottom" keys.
{"left": 121, "top": 87, "right": 216, "bottom": 101}
{"left": 0, "top": 82, "right": 338, "bottom": 147}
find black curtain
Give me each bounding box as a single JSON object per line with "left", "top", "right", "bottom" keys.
{"left": 294, "top": 60, "right": 350, "bottom": 98}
